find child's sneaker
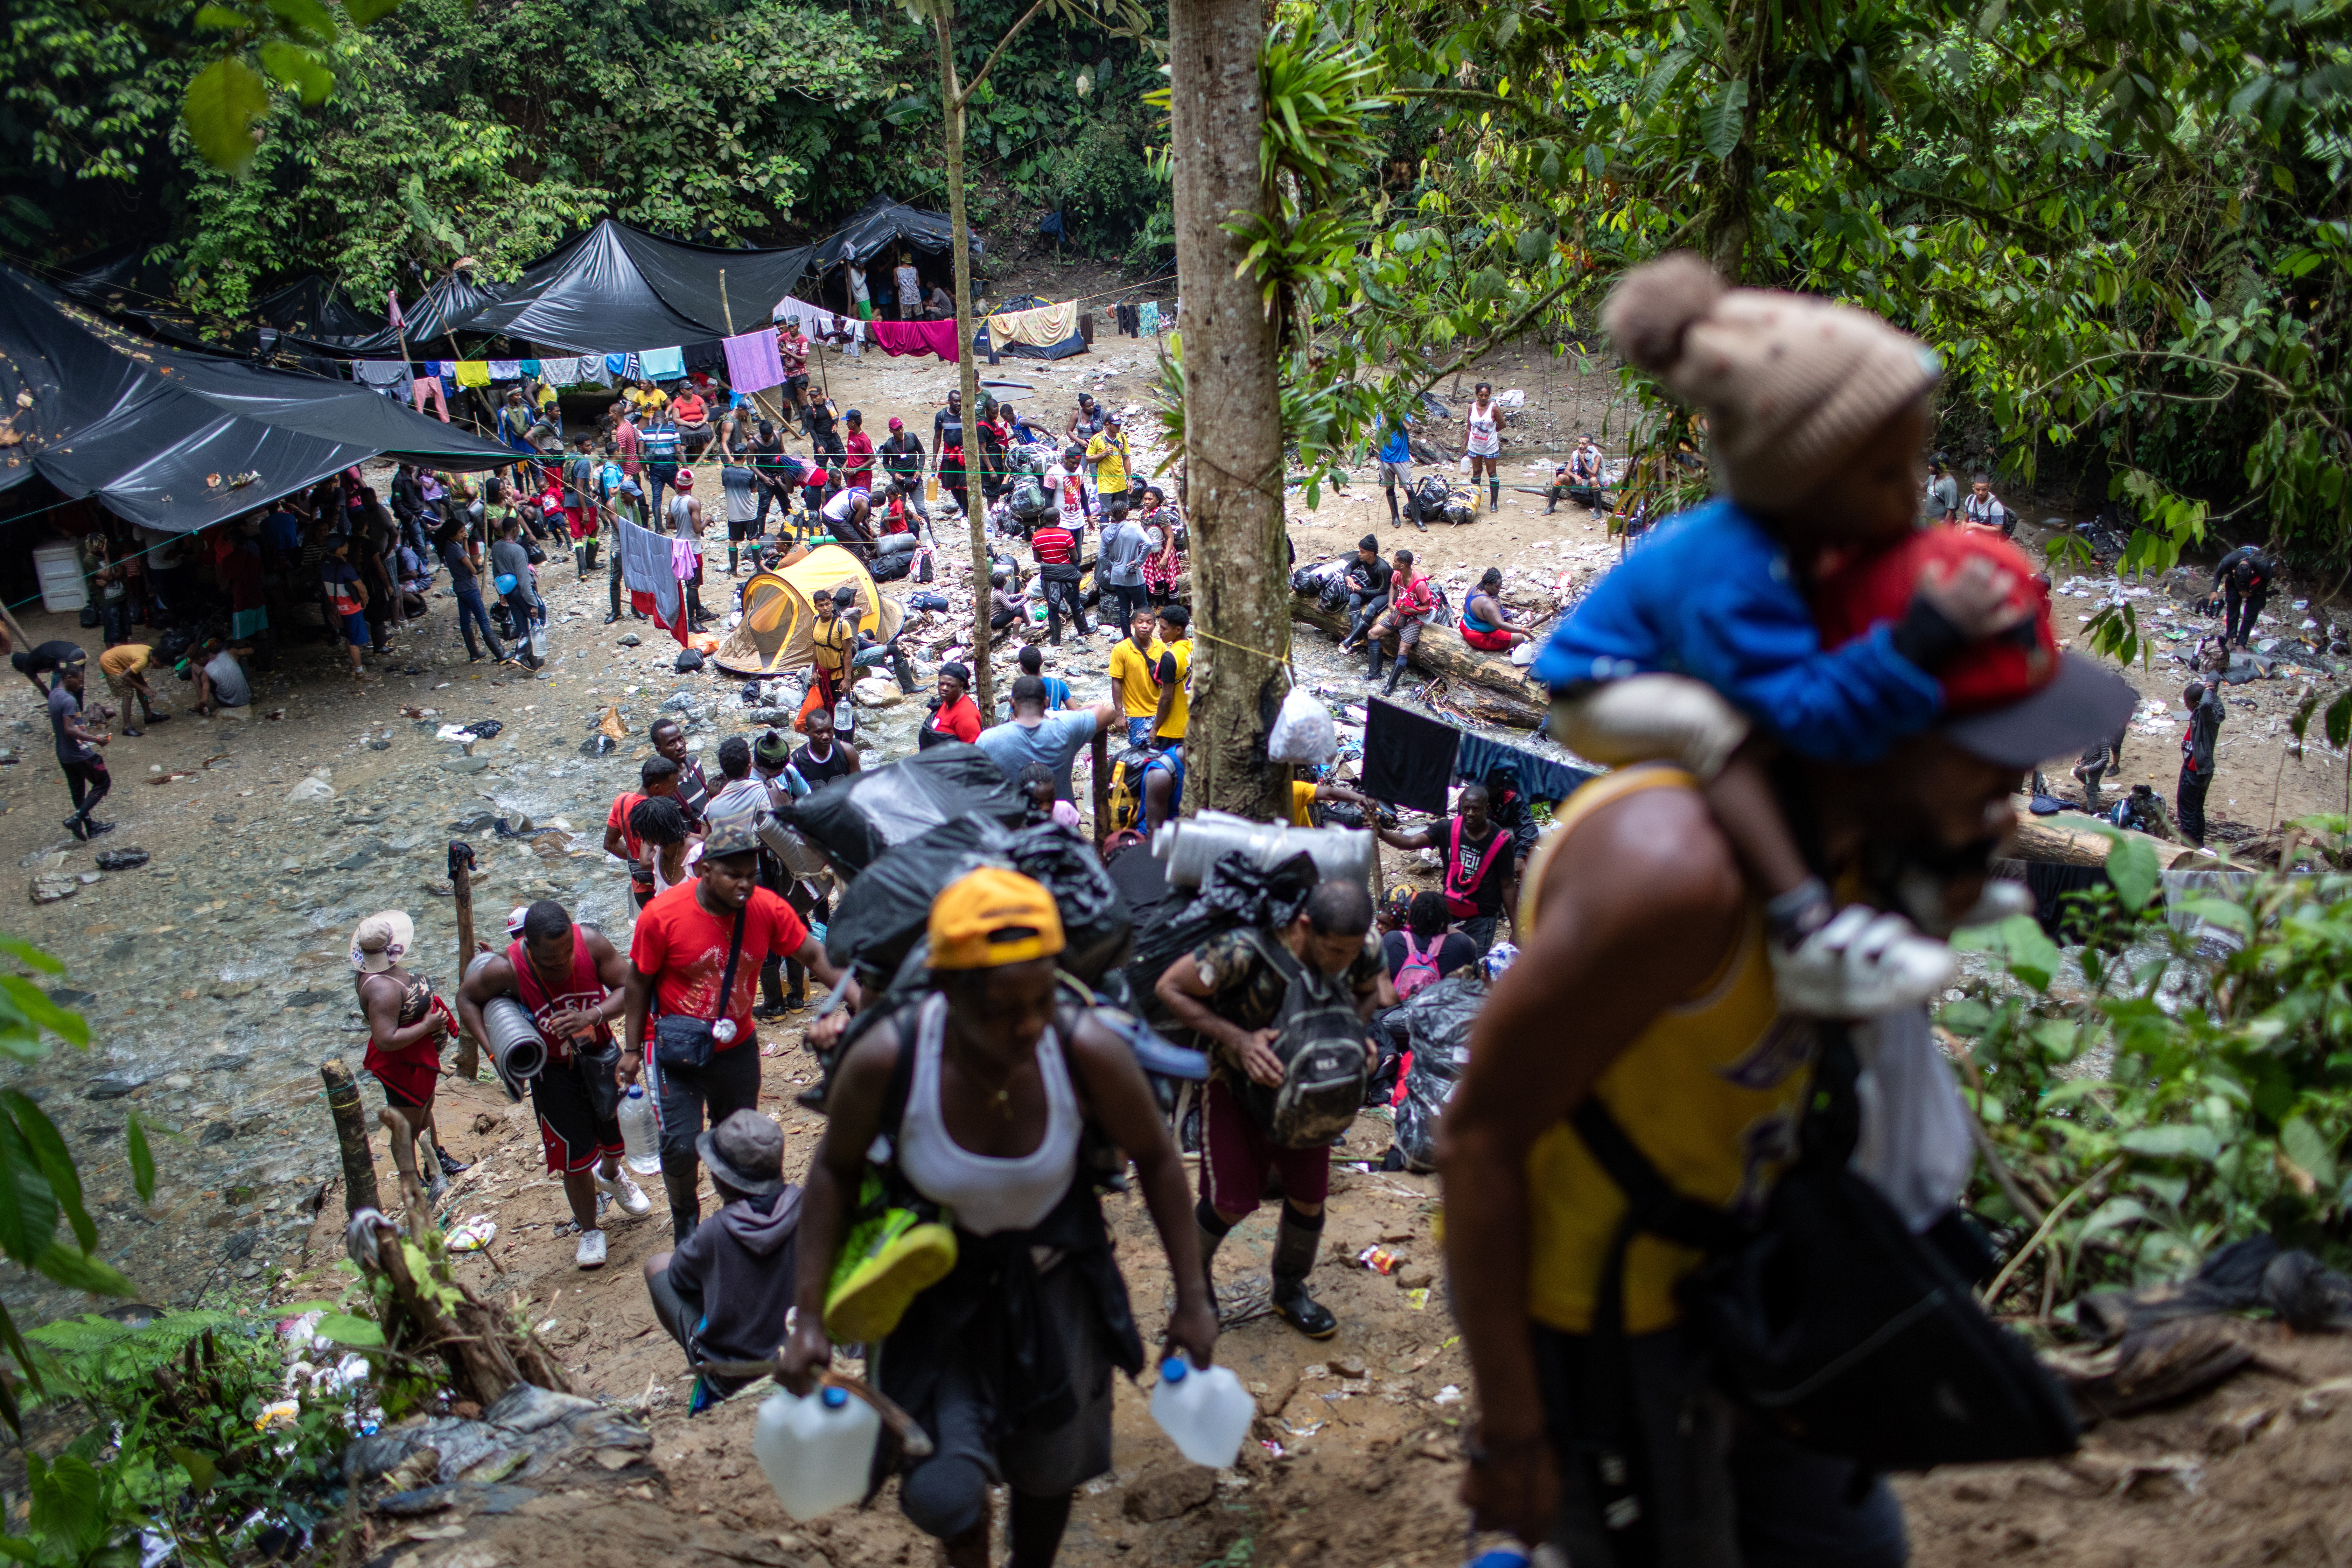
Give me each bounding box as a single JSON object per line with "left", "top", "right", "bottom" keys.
{"left": 1770, "top": 904, "right": 1954, "bottom": 1017}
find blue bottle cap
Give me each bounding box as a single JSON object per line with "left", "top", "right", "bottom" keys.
{"left": 820, "top": 1385, "right": 849, "bottom": 1409}
{"left": 1161, "top": 1356, "right": 1187, "bottom": 1383}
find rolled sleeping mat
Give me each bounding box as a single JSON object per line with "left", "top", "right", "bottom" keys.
{"left": 1152, "top": 812, "right": 1378, "bottom": 891}
{"left": 478, "top": 995, "right": 549, "bottom": 1102}
{"left": 872, "top": 531, "right": 920, "bottom": 557}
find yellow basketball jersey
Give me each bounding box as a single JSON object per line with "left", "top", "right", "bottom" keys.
{"left": 1519, "top": 766, "right": 1816, "bottom": 1335}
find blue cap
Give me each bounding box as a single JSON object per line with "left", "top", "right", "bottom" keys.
{"left": 820, "top": 1385, "right": 849, "bottom": 1408}
{"left": 1160, "top": 1356, "right": 1188, "bottom": 1382}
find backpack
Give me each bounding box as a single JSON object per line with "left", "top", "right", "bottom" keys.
{"left": 1232, "top": 927, "right": 1373, "bottom": 1148}
{"left": 1442, "top": 818, "right": 1511, "bottom": 919}
{"left": 1393, "top": 932, "right": 1446, "bottom": 1000}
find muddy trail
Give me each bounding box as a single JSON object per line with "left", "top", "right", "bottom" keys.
{"left": 0, "top": 334, "right": 2345, "bottom": 1565}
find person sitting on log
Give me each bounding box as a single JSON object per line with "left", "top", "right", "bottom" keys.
{"left": 1458, "top": 568, "right": 1538, "bottom": 653}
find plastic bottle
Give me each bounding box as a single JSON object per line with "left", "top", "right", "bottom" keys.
{"left": 1148, "top": 1354, "right": 1254, "bottom": 1469}
{"left": 752, "top": 1384, "right": 880, "bottom": 1521}
{"left": 617, "top": 1085, "right": 661, "bottom": 1176}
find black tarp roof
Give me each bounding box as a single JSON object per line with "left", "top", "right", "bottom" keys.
{"left": 462, "top": 220, "right": 818, "bottom": 353}
{"left": 250, "top": 274, "right": 386, "bottom": 341}
{"left": 813, "top": 197, "right": 967, "bottom": 269}
{"left": 0, "top": 266, "right": 515, "bottom": 534}
{"left": 279, "top": 270, "right": 511, "bottom": 359}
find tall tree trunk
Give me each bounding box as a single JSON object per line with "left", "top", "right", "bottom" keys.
{"left": 1169, "top": 0, "right": 1287, "bottom": 819}
{"left": 939, "top": 14, "right": 995, "bottom": 717}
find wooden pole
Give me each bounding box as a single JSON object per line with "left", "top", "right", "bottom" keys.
{"left": 1091, "top": 725, "right": 1111, "bottom": 846}
{"left": 449, "top": 842, "right": 481, "bottom": 1083}
{"left": 320, "top": 1058, "right": 381, "bottom": 1219}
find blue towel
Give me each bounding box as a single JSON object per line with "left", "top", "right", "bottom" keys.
{"left": 606, "top": 352, "right": 632, "bottom": 380}
{"left": 639, "top": 345, "right": 686, "bottom": 380}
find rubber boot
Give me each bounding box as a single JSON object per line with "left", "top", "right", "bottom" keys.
{"left": 1384, "top": 653, "right": 1407, "bottom": 695}
{"left": 727, "top": 544, "right": 740, "bottom": 576}
{"left": 1195, "top": 1199, "right": 1232, "bottom": 1320}
{"left": 1368, "top": 642, "right": 1387, "bottom": 684}
{"left": 1270, "top": 1203, "right": 1336, "bottom": 1338}
{"left": 663, "top": 1164, "right": 700, "bottom": 1245}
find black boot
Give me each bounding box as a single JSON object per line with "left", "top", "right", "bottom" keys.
{"left": 1368, "top": 642, "right": 1387, "bottom": 683}
{"left": 1270, "top": 1202, "right": 1336, "bottom": 1339}
{"left": 663, "top": 1163, "right": 700, "bottom": 1245}
{"left": 1195, "top": 1198, "right": 1232, "bottom": 1320}
{"left": 1383, "top": 654, "right": 1408, "bottom": 695}
{"left": 436, "top": 1144, "right": 471, "bottom": 1177}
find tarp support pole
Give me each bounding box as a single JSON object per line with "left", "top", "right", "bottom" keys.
{"left": 718, "top": 269, "right": 791, "bottom": 435}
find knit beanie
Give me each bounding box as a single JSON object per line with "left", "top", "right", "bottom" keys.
{"left": 1602, "top": 252, "right": 1941, "bottom": 511}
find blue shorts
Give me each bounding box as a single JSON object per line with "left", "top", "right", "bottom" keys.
{"left": 340, "top": 611, "right": 371, "bottom": 648}
{"left": 1125, "top": 715, "right": 1156, "bottom": 749}
{"left": 231, "top": 607, "right": 268, "bottom": 639}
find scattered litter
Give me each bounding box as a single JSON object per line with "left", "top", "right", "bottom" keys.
{"left": 1357, "top": 1246, "right": 1399, "bottom": 1275}
{"left": 445, "top": 1217, "right": 498, "bottom": 1251}
{"left": 1432, "top": 1385, "right": 1463, "bottom": 1406}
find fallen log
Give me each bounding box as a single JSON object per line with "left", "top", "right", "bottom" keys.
{"left": 2009, "top": 810, "right": 2200, "bottom": 870}
{"left": 1290, "top": 592, "right": 1549, "bottom": 729}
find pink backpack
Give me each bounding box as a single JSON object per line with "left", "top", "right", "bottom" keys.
{"left": 1394, "top": 932, "right": 1445, "bottom": 1000}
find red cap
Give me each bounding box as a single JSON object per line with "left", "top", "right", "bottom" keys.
{"left": 1813, "top": 526, "right": 2137, "bottom": 769}
{"left": 674, "top": 469, "right": 695, "bottom": 489}
{"left": 889, "top": 416, "right": 904, "bottom": 432}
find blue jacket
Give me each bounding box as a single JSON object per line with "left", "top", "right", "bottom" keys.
{"left": 1532, "top": 498, "right": 1943, "bottom": 764}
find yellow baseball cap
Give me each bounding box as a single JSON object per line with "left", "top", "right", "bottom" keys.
{"left": 928, "top": 868, "right": 1064, "bottom": 971}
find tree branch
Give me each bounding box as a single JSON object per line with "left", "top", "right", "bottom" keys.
{"left": 1411, "top": 272, "right": 1583, "bottom": 396}
{"left": 954, "top": 0, "right": 1057, "bottom": 108}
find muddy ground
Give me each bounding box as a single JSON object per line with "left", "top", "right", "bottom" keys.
{"left": 1, "top": 330, "right": 2348, "bottom": 1565}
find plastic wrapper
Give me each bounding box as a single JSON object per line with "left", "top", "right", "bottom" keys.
{"left": 1266, "top": 686, "right": 1338, "bottom": 765}
{"left": 786, "top": 744, "right": 1023, "bottom": 874}
{"left": 825, "top": 813, "right": 1014, "bottom": 975}
{"left": 1006, "top": 821, "right": 1133, "bottom": 982}
{"left": 1392, "top": 973, "right": 1484, "bottom": 1172}
{"left": 1124, "top": 851, "right": 1320, "bottom": 1027}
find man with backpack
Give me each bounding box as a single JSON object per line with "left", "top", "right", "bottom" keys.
{"left": 1384, "top": 891, "right": 1480, "bottom": 999}
{"left": 1375, "top": 783, "right": 1518, "bottom": 954}
{"left": 1156, "top": 879, "right": 1394, "bottom": 1339}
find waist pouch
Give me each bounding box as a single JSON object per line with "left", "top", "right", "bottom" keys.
{"left": 653, "top": 906, "right": 747, "bottom": 1070}
{"left": 575, "top": 1038, "right": 623, "bottom": 1122}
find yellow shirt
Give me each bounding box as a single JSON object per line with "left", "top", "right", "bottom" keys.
{"left": 1154, "top": 637, "right": 1192, "bottom": 739}
{"left": 809, "top": 615, "right": 856, "bottom": 682}
{"left": 1290, "top": 780, "right": 1318, "bottom": 826}
{"left": 1519, "top": 766, "right": 1814, "bottom": 1335}
{"left": 1085, "top": 431, "right": 1131, "bottom": 495}
{"left": 625, "top": 386, "right": 668, "bottom": 412}
{"left": 98, "top": 644, "right": 152, "bottom": 680}
{"left": 1108, "top": 635, "right": 1166, "bottom": 718}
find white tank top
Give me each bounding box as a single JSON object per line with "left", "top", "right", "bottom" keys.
{"left": 896, "top": 992, "right": 1080, "bottom": 1236}
{"left": 1466, "top": 402, "right": 1500, "bottom": 454}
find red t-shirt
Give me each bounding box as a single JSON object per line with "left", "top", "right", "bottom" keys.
{"left": 672, "top": 393, "right": 708, "bottom": 426}
{"left": 607, "top": 791, "right": 647, "bottom": 864}
{"left": 1031, "top": 525, "right": 1077, "bottom": 566}
{"left": 843, "top": 430, "right": 876, "bottom": 487}
{"left": 630, "top": 882, "right": 809, "bottom": 1045}
{"left": 929, "top": 694, "right": 983, "bottom": 744}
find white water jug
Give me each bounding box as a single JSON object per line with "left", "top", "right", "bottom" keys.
{"left": 752, "top": 1383, "right": 880, "bottom": 1521}
{"left": 617, "top": 1085, "right": 660, "bottom": 1176}
{"left": 1148, "top": 1354, "right": 1254, "bottom": 1469}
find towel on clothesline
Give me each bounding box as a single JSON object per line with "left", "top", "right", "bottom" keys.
{"left": 777, "top": 298, "right": 865, "bottom": 346}
{"left": 520, "top": 359, "right": 542, "bottom": 377}
{"left": 618, "top": 519, "right": 688, "bottom": 645}
{"left": 987, "top": 300, "right": 1076, "bottom": 348}
{"left": 454, "top": 360, "right": 491, "bottom": 387}
{"left": 606, "top": 353, "right": 634, "bottom": 381}
{"left": 1362, "top": 699, "right": 1458, "bottom": 813}
{"left": 354, "top": 361, "right": 410, "bottom": 386}
{"left": 638, "top": 345, "right": 686, "bottom": 380}
{"left": 870, "top": 318, "right": 961, "bottom": 362}
{"left": 1139, "top": 302, "right": 1161, "bottom": 335}
{"left": 722, "top": 329, "right": 786, "bottom": 393}
{"left": 487, "top": 359, "right": 521, "bottom": 380}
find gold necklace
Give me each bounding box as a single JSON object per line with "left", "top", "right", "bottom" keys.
{"left": 952, "top": 1042, "right": 1021, "bottom": 1120}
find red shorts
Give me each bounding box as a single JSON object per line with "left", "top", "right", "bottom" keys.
{"left": 1460, "top": 622, "right": 1514, "bottom": 652}
{"left": 1200, "top": 1077, "right": 1330, "bottom": 1217}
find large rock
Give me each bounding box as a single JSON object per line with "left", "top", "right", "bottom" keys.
{"left": 852, "top": 677, "right": 905, "bottom": 709}
{"left": 1122, "top": 1462, "right": 1217, "bottom": 1521}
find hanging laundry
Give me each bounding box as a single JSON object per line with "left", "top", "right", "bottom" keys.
{"left": 721, "top": 328, "right": 786, "bottom": 393}
{"left": 519, "top": 359, "right": 542, "bottom": 377}
{"left": 1362, "top": 698, "right": 1460, "bottom": 813}
{"left": 618, "top": 518, "right": 688, "bottom": 645}
{"left": 487, "top": 359, "right": 522, "bottom": 380}
{"left": 606, "top": 352, "right": 632, "bottom": 381}
{"left": 986, "top": 300, "right": 1077, "bottom": 348}
{"left": 1139, "top": 302, "right": 1161, "bottom": 335}
{"left": 454, "top": 360, "right": 492, "bottom": 387}
{"left": 1454, "top": 731, "right": 1595, "bottom": 809}
{"left": 683, "top": 339, "right": 728, "bottom": 380}
{"left": 353, "top": 361, "right": 410, "bottom": 387}
{"left": 639, "top": 345, "right": 686, "bottom": 380}
{"left": 870, "top": 318, "right": 961, "bottom": 362}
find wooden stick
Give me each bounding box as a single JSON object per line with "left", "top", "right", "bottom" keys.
{"left": 1091, "top": 724, "right": 1111, "bottom": 846}
{"left": 320, "top": 1058, "right": 381, "bottom": 1219}
{"left": 449, "top": 842, "right": 481, "bottom": 1083}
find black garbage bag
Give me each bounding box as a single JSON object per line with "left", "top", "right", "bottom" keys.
{"left": 675, "top": 648, "right": 705, "bottom": 673}
{"left": 1004, "top": 821, "right": 1133, "bottom": 983}
{"left": 824, "top": 813, "right": 1015, "bottom": 976}
{"left": 1124, "top": 850, "right": 1320, "bottom": 1027}
{"left": 1390, "top": 974, "right": 1484, "bottom": 1171}
{"left": 787, "top": 743, "right": 1023, "bottom": 875}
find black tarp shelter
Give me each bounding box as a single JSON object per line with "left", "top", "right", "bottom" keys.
{"left": 251, "top": 275, "right": 386, "bottom": 341}
{"left": 462, "top": 220, "right": 816, "bottom": 353}
{"left": 806, "top": 197, "right": 978, "bottom": 317}
{"left": 282, "top": 270, "right": 510, "bottom": 359}
{"left": 0, "top": 265, "right": 514, "bottom": 534}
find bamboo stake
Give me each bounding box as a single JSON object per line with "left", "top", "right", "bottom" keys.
{"left": 449, "top": 842, "right": 481, "bottom": 1083}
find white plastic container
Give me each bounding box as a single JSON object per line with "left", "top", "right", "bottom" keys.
{"left": 1148, "top": 1354, "right": 1254, "bottom": 1469}
{"left": 31, "top": 542, "right": 87, "bottom": 614}
{"left": 617, "top": 1085, "right": 660, "bottom": 1176}
{"left": 753, "top": 1383, "right": 881, "bottom": 1521}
